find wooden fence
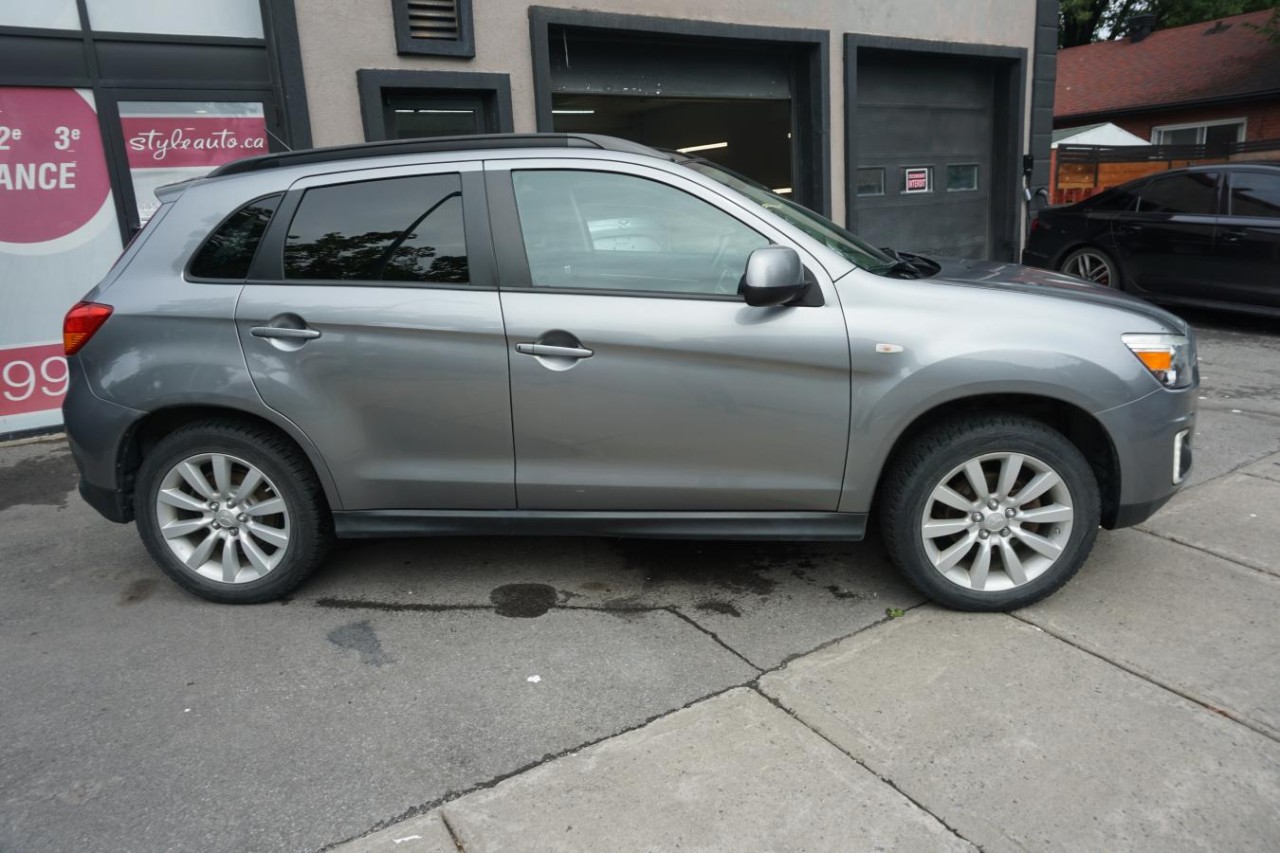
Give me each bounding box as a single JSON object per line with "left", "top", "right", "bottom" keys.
{"left": 1049, "top": 139, "right": 1280, "bottom": 204}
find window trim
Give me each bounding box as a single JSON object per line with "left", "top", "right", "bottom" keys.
{"left": 185, "top": 192, "right": 284, "bottom": 284}
{"left": 390, "top": 0, "right": 474, "bottom": 58}
{"left": 1150, "top": 117, "right": 1247, "bottom": 145}
{"left": 356, "top": 69, "right": 514, "bottom": 142}
{"left": 1225, "top": 168, "right": 1280, "bottom": 219}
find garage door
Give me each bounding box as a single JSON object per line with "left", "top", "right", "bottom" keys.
{"left": 853, "top": 53, "right": 996, "bottom": 259}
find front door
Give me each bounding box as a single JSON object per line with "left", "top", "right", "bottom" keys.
{"left": 489, "top": 161, "right": 851, "bottom": 511}
{"left": 235, "top": 163, "right": 514, "bottom": 510}
{"left": 1112, "top": 170, "right": 1221, "bottom": 299}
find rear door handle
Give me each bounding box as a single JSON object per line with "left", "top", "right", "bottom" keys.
{"left": 515, "top": 342, "right": 593, "bottom": 359}
{"left": 1221, "top": 229, "right": 1247, "bottom": 243}
{"left": 251, "top": 326, "right": 321, "bottom": 340}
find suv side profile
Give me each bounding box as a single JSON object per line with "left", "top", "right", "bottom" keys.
{"left": 63, "top": 134, "right": 1197, "bottom": 611}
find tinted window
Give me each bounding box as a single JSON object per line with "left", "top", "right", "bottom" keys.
{"left": 284, "top": 174, "right": 467, "bottom": 283}
{"left": 1087, "top": 187, "right": 1138, "bottom": 212}
{"left": 190, "top": 194, "right": 281, "bottom": 279}
{"left": 511, "top": 170, "right": 768, "bottom": 296}
{"left": 1229, "top": 172, "right": 1280, "bottom": 218}
{"left": 1137, "top": 173, "right": 1219, "bottom": 215}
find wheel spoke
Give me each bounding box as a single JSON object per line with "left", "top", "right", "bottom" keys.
{"left": 159, "top": 488, "right": 210, "bottom": 513}
{"left": 211, "top": 454, "right": 232, "bottom": 497}
{"left": 998, "top": 539, "right": 1028, "bottom": 584}
{"left": 1013, "top": 527, "right": 1063, "bottom": 560}
{"left": 185, "top": 530, "right": 219, "bottom": 569}
{"left": 161, "top": 518, "right": 210, "bottom": 539}
{"left": 245, "top": 497, "right": 285, "bottom": 517}
{"left": 240, "top": 533, "right": 274, "bottom": 573}
{"left": 935, "top": 533, "right": 977, "bottom": 572}
{"left": 1017, "top": 503, "right": 1073, "bottom": 524}
{"left": 963, "top": 459, "right": 988, "bottom": 500}
{"left": 1013, "top": 470, "right": 1061, "bottom": 507}
{"left": 246, "top": 521, "right": 288, "bottom": 549}
{"left": 930, "top": 484, "right": 975, "bottom": 513}
{"left": 996, "top": 454, "right": 1024, "bottom": 500}
{"left": 922, "top": 517, "right": 973, "bottom": 538}
{"left": 178, "top": 462, "right": 215, "bottom": 499}
{"left": 233, "top": 468, "right": 263, "bottom": 503}
{"left": 969, "top": 541, "right": 992, "bottom": 591}
{"left": 221, "top": 535, "right": 240, "bottom": 583}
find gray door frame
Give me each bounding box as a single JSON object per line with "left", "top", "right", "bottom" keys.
{"left": 845, "top": 35, "right": 1027, "bottom": 262}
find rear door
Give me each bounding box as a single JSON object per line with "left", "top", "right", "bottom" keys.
{"left": 234, "top": 163, "right": 514, "bottom": 510}
{"left": 488, "top": 159, "right": 851, "bottom": 511}
{"left": 1111, "top": 171, "right": 1221, "bottom": 299}
{"left": 1215, "top": 168, "right": 1280, "bottom": 309}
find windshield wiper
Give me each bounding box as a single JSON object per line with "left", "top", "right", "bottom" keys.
{"left": 878, "top": 247, "right": 938, "bottom": 279}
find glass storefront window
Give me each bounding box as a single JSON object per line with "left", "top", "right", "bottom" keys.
{"left": 118, "top": 101, "right": 268, "bottom": 224}
{"left": 0, "top": 0, "right": 81, "bottom": 30}
{"left": 85, "top": 0, "right": 263, "bottom": 39}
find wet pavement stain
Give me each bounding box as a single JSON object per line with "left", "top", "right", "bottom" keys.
{"left": 490, "top": 583, "right": 558, "bottom": 618}
{"left": 118, "top": 579, "right": 157, "bottom": 606}
{"left": 826, "top": 585, "right": 864, "bottom": 601}
{"left": 612, "top": 540, "right": 793, "bottom": 596}
{"left": 694, "top": 600, "right": 742, "bottom": 618}
{"left": 0, "top": 451, "right": 78, "bottom": 511}
{"left": 327, "top": 620, "right": 394, "bottom": 666}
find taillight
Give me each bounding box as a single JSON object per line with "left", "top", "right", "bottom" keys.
{"left": 1029, "top": 216, "right": 1041, "bottom": 235}
{"left": 64, "top": 301, "right": 113, "bottom": 355}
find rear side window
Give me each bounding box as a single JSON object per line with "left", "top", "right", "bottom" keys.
{"left": 1086, "top": 187, "right": 1137, "bottom": 212}
{"left": 283, "top": 174, "right": 467, "bottom": 284}
{"left": 189, "top": 194, "right": 281, "bottom": 279}
{"left": 1136, "top": 173, "right": 1219, "bottom": 215}
{"left": 1228, "top": 172, "right": 1280, "bottom": 218}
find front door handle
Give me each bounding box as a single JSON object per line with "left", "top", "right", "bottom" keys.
{"left": 515, "top": 342, "right": 593, "bottom": 359}
{"left": 1221, "top": 229, "right": 1247, "bottom": 243}
{"left": 251, "top": 326, "right": 321, "bottom": 340}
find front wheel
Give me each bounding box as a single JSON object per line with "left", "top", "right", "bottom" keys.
{"left": 879, "top": 415, "right": 1100, "bottom": 611}
{"left": 135, "top": 420, "right": 333, "bottom": 603}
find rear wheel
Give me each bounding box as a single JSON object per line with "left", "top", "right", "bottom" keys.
{"left": 1060, "top": 247, "right": 1119, "bottom": 288}
{"left": 135, "top": 420, "right": 332, "bottom": 603}
{"left": 879, "top": 415, "right": 1100, "bottom": 611}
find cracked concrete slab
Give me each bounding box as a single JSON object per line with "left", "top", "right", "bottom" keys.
{"left": 1139, "top": 472, "right": 1280, "bottom": 577}
{"left": 1241, "top": 452, "right": 1280, "bottom": 484}
{"left": 363, "top": 689, "right": 974, "bottom": 853}
{"left": 760, "top": 608, "right": 1280, "bottom": 853}
{"left": 335, "top": 812, "right": 456, "bottom": 853}
{"left": 1020, "top": 529, "right": 1280, "bottom": 739}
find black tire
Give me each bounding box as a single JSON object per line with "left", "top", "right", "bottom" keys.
{"left": 879, "top": 415, "right": 1100, "bottom": 612}
{"left": 1059, "top": 246, "right": 1121, "bottom": 289}
{"left": 134, "top": 419, "right": 332, "bottom": 604}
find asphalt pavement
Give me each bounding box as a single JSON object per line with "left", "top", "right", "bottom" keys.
{"left": 1, "top": 308, "right": 1278, "bottom": 852}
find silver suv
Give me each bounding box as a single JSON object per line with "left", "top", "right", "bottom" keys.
{"left": 62, "top": 134, "right": 1197, "bottom": 610}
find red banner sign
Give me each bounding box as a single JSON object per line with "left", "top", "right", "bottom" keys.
{"left": 122, "top": 116, "right": 268, "bottom": 169}
{"left": 0, "top": 343, "right": 68, "bottom": 417}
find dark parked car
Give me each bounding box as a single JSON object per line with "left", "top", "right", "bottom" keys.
{"left": 1023, "top": 163, "right": 1280, "bottom": 317}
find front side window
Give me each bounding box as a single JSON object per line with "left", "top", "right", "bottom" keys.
{"left": 511, "top": 170, "right": 767, "bottom": 296}
{"left": 1228, "top": 172, "right": 1280, "bottom": 218}
{"left": 284, "top": 174, "right": 468, "bottom": 284}
{"left": 1137, "top": 173, "right": 1219, "bottom": 215}
{"left": 189, "top": 194, "right": 281, "bottom": 279}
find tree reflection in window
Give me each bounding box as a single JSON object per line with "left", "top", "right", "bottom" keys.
{"left": 284, "top": 175, "right": 468, "bottom": 284}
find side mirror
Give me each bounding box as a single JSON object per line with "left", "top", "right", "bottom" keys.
{"left": 741, "top": 246, "right": 807, "bottom": 307}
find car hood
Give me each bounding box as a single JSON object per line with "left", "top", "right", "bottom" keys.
{"left": 923, "top": 256, "right": 1189, "bottom": 334}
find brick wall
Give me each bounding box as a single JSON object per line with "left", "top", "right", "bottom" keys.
{"left": 1105, "top": 99, "right": 1280, "bottom": 142}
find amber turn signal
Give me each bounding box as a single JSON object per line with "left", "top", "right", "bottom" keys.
{"left": 64, "top": 301, "right": 113, "bottom": 356}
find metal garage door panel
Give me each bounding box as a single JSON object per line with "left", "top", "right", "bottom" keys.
{"left": 854, "top": 53, "right": 995, "bottom": 260}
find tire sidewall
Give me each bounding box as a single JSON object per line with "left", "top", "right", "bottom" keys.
{"left": 889, "top": 423, "right": 1100, "bottom": 611}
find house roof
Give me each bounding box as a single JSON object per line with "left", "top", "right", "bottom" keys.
{"left": 1056, "top": 9, "right": 1280, "bottom": 119}
{"left": 1052, "top": 123, "right": 1105, "bottom": 143}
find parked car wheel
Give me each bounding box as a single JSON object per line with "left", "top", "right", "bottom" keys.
{"left": 1059, "top": 247, "right": 1119, "bottom": 288}
{"left": 135, "top": 420, "right": 332, "bottom": 603}
{"left": 880, "top": 415, "right": 1100, "bottom": 611}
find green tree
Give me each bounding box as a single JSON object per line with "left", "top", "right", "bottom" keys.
{"left": 1060, "top": 0, "right": 1276, "bottom": 47}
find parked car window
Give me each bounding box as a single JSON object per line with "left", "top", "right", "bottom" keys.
{"left": 1085, "top": 187, "right": 1138, "bottom": 212}
{"left": 283, "top": 174, "right": 467, "bottom": 284}
{"left": 189, "top": 194, "right": 281, "bottom": 279}
{"left": 1228, "top": 172, "right": 1280, "bottom": 218}
{"left": 1136, "top": 172, "right": 1219, "bottom": 215}
{"left": 511, "top": 169, "right": 768, "bottom": 296}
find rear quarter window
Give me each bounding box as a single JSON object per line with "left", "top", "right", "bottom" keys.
{"left": 189, "top": 194, "right": 282, "bottom": 280}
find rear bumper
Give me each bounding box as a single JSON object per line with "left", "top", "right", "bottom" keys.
{"left": 1020, "top": 247, "right": 1053, "bottom": 269}
{"left": 63, "top": 359, "right": 144, "bottom": 524}
{"left": 1096, "top": 383, "right": 1197, "bottom": 529}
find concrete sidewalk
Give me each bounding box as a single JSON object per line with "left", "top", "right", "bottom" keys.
{"left": 335, "top": 453, "right": 1280, "bottom": 853}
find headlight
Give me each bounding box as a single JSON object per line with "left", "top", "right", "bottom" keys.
{"left": 1122, "top": 333, "right": 1193, "bottom": 388}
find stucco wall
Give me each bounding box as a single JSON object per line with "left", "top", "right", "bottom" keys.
{"left": 292, "top": 0, "right": 1039, "bottom": 224}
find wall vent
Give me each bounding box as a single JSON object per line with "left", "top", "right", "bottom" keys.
{"left": 406, "top": 0, "right": 459, "bottom": 40}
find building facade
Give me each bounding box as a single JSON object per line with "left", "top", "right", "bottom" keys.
{"left": 0, "top": 0, "right": 1056, "bottom": 437}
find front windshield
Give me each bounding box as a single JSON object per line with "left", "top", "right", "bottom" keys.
{"left": 683, "top": 159, "right": 899, "bottom": 275}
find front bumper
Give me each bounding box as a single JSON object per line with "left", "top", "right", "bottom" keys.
{"left": 1096, "top": 383, "right": 1197, "bottom": 529}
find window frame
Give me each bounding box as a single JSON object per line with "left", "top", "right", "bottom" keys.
{"left": 1225, "top": 168, "right": 1280, "bottom": 219}
{"left": 185, "top": 192, "right": 284, "bottom": 284}
{"left": 1134, "top": 170, "right": 1223, "bottom": 216}
{"left": 854, "top": 167, "right": 885, "bottom": 198}
{"left": 244, "top": 161, "right": 497, "bottom": 290}
{"left": 945, "top": 163, "right": 980, "bottom": 193}
{"left": 484, "top": 158, "right": 832, "bottom": 306}
{"left": 390, "top": 0, "right": 475, "bottom": 58}
{"left": 1150, "top": 117, "right": 1247, "bottom": 146}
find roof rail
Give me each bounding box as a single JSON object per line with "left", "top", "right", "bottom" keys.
{"left": 206, "top": 133, "right": 667, "bottom": 178}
